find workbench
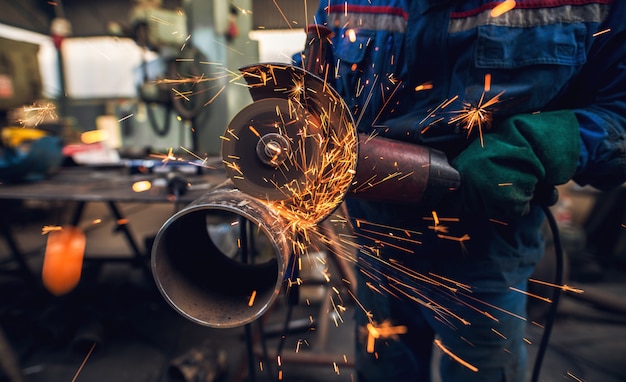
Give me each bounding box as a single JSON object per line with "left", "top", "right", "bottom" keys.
{"left": 0, "top": 162, "right": 227, "bottom": 287}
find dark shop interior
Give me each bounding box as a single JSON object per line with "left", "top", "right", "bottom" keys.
{"left": 1, "top": 1, "right": 625, "bottom": 382}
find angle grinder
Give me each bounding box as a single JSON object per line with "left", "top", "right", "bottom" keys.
{"left": 221, "top": 63, "right": 460, "bottom": 224}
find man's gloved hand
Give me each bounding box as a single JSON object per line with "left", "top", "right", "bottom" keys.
{"left": 450, "top": 110, "right": 580, "bottom": 221}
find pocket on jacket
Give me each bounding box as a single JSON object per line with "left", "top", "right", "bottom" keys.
{"left": 476, "top": 23, "right": 587, "bottom": 68}
{"left": 472, "top": 23, "right": 587, "bottom": 111}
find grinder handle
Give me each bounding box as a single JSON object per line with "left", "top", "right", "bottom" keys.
{"left": 349, "top": 134, "right": 460, "bottom": 204}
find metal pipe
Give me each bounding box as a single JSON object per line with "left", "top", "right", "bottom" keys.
{"left": 151, "top": 183, "right": 292, "bottom": 328}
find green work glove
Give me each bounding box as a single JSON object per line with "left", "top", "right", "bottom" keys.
{"left": 450, "top": 110, "right": 580, "bottom": 221}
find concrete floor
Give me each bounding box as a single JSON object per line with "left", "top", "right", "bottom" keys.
{"left": 1, "top": 187, "right": 626, "bottom": 382}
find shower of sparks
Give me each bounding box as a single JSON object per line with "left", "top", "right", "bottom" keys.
{"left": 228, "top": 64, "right": 358, "bottom": 235}
{"left": 18, "top": 102, "right": 57, "bottom": 127}
{"left": 150, "top": 147, "right": 178, "bottom": 165}
{"left": 142, "top": 1, "right": 589, "bottom": 372}
{"left": 448, "top": 91, "right": 504, "bottom": 147}
{"left": 490, "top": 0, "right": 516, "bottom": 17}
{"left": 220, "top": 56, "right": 569, "bottom": 376}
{"left": 0, "top": 3, "right": 586, "bottom": 380}
{"left": 151, "top": 64, "right": 241, "bottom": 110}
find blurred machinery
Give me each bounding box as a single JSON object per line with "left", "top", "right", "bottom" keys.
{"left": 129, "top": 0, "right": 212, "bottom": 153}
{"left": 0, "top": 36, "right": 63, "bottom": 183}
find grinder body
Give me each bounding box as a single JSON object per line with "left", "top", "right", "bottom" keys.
{"left": 301, "top": 24, "right": 459, "bottom": 206}
{"left": 351, "top": 134, "right": 459, "bottom": 204}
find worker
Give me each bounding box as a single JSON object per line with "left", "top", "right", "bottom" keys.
{"left": 303, "top": 1, "right": 626, "bottom": 381}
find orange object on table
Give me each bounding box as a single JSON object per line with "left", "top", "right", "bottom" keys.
{"left": 42, "top": 226, "right": 86, "bottom": 296}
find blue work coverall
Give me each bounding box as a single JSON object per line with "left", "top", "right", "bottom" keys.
{"left": 308, "top": 1, "right": 626, "bottom": 381}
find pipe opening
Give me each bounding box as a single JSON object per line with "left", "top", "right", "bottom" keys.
{"left": 152, "top": 200, "right": 286, "bottom": 328}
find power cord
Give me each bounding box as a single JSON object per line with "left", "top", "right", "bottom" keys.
{"left": 531, "top": 204, "right": 565, "bottom": 382}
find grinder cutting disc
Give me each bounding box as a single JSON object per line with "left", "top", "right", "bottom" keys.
{"left": 222, "top": 63, "right": 358, "bottom": 225}
{"left": 222, "top": 97, "right": 322, "bottom": 201}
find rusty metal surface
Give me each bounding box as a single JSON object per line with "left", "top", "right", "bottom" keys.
{"left": 151, "top": 184, "right": 292, "bottom": 328}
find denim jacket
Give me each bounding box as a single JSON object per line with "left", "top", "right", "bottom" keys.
{"left": 314, "top": 0, "right": 626, "bottom": 190}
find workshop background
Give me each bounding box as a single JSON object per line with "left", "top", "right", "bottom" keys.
{"left": 0, "top": 1, "right": 625, "bottom": 381}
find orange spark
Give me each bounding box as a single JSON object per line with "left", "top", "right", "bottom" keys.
{"left": 528, "top": 278, "right": 584, "bottom": 294}
{"left": 484, "top": 73, "right": 492, "bottom": 92}
{"left": 248, "top": 290, "right": 257, "bottom": 306}
{"left": 432, "top": 211, "right": 440, "bottom": 226}
{"left": 415, "top": 82, "right": 433, "bottom": 92}
{"left": 434, "top": 339, "right": 479, "bottom": 372}
{"left": 203, "top": 85, "right": 226, "bottom": 106}
{"left": 366, "top": 322, "right": 408, "bottom": 353}
{"left": 132, "top": 180, "right": 152, "bottom": 193}
{"left": 18, "top": 102, "right": 57, "bottom": 127}
{"left": 71, "top": 342, "right": 97, "bottom": 382}
{"left": 248, "top": 125, "right": 261, "bottom": 137}
{"left": 272, "top": 0, "right": 293, "bottom": 30}
{"left": 593, "top": 28, "right": 611, "bottom": 37}
{"left": 117, "top": 114, "right": 133, "bottom": 122}
{"left": 566, "top": 370, "right": 586, "bottom": 382}
{"left": 510, "top": 286, "right": 551, "bottom": 303}
{"left": 149, "top": 147, "right": 178, "bottom": 165}
{"left": 448, "top": 91, "right": 504, "bottom": 147}
{"left": 491, "top": 328, "right": 507, "bottom": 340}
{"left": 347, "top": 29, "right": 357, "bottom": 43}
{"left": 490, "top": 0, "right": 516, "bottom": 17}
{"left": 42, "top": 225, "right": 63, "bottom": 235}
{"left": 437, "top": 234, "right": 470, "bottom": 242}
{"left": 80, "top": 130, "right": 108, "bottom": 144}
{"left": 488, "top": 218, "right": 508, "bottom": 226}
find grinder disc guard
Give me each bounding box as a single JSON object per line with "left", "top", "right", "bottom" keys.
{"left": 222, "top": 98, "right": 321, "bottom": 201}
{"left": 222, "top": 63, "right": 358, "bottom": 226}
